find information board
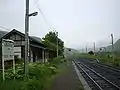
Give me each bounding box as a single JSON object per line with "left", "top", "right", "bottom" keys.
{"left": 2, "top": 39, "right": 15, "bottom": 81}
{"left": 2, "top": 39, "right": 14, "bottom": 61}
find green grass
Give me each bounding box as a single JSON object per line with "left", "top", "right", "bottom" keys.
{"left": 0, "top": 57, "right": 65, "bottom": 90}
{"left": 48, "top": 61, "right": 69, "bottom": 90}
{"left": 0, "top": 57, "right": 84, "bottom": 90}
{"left": 49, "top": 60, "right": 84, "bottom": 90}
{"left": 78, "top": 53, "right": 120, "bottom": 67}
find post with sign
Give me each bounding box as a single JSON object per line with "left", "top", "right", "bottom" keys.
{"left": 2, "top": 39, "right": 15, "bottom": 81}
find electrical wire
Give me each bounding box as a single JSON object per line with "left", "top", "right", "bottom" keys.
{"left": 0, "top": 25, "right": 11, "bottom": 31}
{"left": 33, "top": 0, "right": 52, "bottom": 28}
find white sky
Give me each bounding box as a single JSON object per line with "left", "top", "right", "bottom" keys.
{"left": 0, "top": 0, "right": 120, "bottom": 49}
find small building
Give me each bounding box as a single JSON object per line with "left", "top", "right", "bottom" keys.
{"left": 0, "top": 29, "right": 51, "bottom": 67}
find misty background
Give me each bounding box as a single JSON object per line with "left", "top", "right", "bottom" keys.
{"left": 0, "top": 0, "right": 120, "bottom": 50}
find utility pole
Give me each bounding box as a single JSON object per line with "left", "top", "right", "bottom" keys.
{"left": 25, "top": 0, "right": 38, "bottom": 75}
{"left": 56, "top": 32, "right": 59, "bottom": 58}
{"left": 111, "top": 33, "right": 114, "bottom": 63}
{"left": 86, "top": 45, "right": 87, "bottom": 53}
{"left": 94, "top": 42, "right": 96, "bottom": 55}
{"left": 25, "top": 0, "right": 29, "bottom": 75}
{"left": 52, "top": 29, "right": 59, "bottom": 58}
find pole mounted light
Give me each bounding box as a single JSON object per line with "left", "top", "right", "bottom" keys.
{"left": 25, "top": 0, "right": 38, "bottom": 75}
{"left": 28, "top": 12, "right": 38, "bottom": 17}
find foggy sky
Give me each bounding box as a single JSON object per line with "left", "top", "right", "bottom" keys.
{"left": 0, "top": 0, "right": 120, "bottom": 49}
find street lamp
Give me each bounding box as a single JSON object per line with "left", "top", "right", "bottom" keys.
{"left": 25, "top": 0, "right": 38, "bottom": 75}
{"left": 28, "top": 12, "right": 38, "bottom": 17}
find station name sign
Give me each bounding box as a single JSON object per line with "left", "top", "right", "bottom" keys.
{"left": 2, "top": 39, "right": 14, "bottom": 61}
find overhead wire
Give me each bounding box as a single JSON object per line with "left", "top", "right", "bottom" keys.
{"left": 0, "top": 25, "right": 11, "bottom": 31}
{"left": 33, "top": 0, "right": 52, "bottom": 28}
{"left": 0, "top": 0, "right": 53, "bottom": 32}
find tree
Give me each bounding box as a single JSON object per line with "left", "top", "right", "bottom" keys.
{"left": 42, "top": 31, "right": 64, "bottom": 57}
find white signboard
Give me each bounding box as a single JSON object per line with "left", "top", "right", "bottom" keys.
{"left": 2, "top": 39, "right": 14, "bottom": 61}
{"left": 2, "top": 39, "right": 15, "bottom": 81}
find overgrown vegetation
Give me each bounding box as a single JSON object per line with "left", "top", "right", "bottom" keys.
{"left": 0, "top": 57, "right": 65, "bottom": 90}
{"left": 42, "top": 31, "right": 64, "bottom": 57}
{"left": 0, "top": 30, "right": 66, "bottom": 90}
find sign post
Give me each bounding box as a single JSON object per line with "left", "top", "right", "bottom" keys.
{"left": 2, "top": 41, "right": 5, "bottom": 81}
{"left": 2, "top": 39, "right": 15, "bottom": 81}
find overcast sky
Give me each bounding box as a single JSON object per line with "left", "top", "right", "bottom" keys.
{"left": 0, "top": 0, "right": 120, "bottom": 49}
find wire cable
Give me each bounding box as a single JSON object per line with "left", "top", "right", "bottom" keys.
{"left": 33, "top": 0, "right": 52, "bottom": 28}
{"left": 0, "top": 25, "right": 11, "bottom": 31}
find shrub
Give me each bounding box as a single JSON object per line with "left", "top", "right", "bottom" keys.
{"left": 0, "top": 62, "right": 58, "bottom": 90}
{"left": 5, "top": 63, "right": 25, "bottom": 80}
{"left": 0, "top": 56, "right": 65, "bottom": 90}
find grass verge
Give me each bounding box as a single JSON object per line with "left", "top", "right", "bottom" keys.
{"left": 0, "top": 56, "right": 65, "bottom": 90}
{"left": 78, "top": 53, "right": 120, "bottom": 67}
{"left": 49, "top": 60, "right": 84, "bottom": 90}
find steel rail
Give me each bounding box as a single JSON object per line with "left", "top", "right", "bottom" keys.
{"left": 74, "top": 60, "right": 120, "bottom": 90}
{"left": 74, "top": 61, "right": 103, "bottom": 90}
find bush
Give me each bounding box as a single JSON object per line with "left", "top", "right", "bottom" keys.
{"left": 48, "top": 56, "right": 65, "bottom": 69}
{"left": 0, "top": 56, "right": 65, "bottom": 90}
{"left": 0, "top": 62, "right": 57, "bottom": 90}
{"left": 52, "top": 56, "right": 64, "bottom": 63}
{"left": 5, "top": 63, "right": 25, "bottom": 80}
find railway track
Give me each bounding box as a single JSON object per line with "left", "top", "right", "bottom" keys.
{"left": 81, "top": 59, "right": 120, "bottom": 72}
{"left": 78, "top": 59, "right": 120, "bottom": 87}
{"left": 74, "top": 61, "right": 120, "bottom": 90}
